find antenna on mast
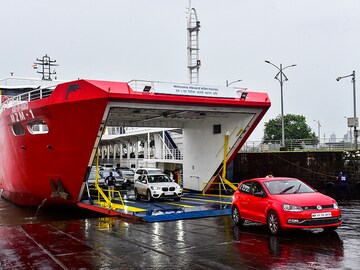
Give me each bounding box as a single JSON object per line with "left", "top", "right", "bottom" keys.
{"left": 187, "top": 1, "right": 201, "bottom": 84}
{"left": 33, "top": 54, "right": 58, "bottom": 81}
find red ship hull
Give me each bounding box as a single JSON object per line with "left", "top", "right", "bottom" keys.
{"left": 0, "top": 79, "right": 270, "bottom": 206}
{"left": 0, "top": 80, "right": 110, "bottom": 206}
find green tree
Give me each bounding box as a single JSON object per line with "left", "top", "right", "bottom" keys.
{"left": 263, "top": 114, "right": 316, "bottom": 141}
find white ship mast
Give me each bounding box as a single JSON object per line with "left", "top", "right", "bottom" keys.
{"left": 187, "top": 0, "right": 201, "bottom": 84}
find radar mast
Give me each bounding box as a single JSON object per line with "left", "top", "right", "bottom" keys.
{"left": 33, "top": 54, "right": 58, "bottom": 81}
{"left": 187, "top": 1, "right": 201, "bottom": 84}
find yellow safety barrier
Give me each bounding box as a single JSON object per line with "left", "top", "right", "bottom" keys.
{"left": 90, "top": 148, "right": 128, "bottom": 211}
{"left": 222, "top": 132, "right": 238, "bottom": 191}
{"left": 201, "top": 131, "right": 240, "bottom": 195}
{"left": 88, "top": 187, "right": 146, "bottom": 212}
{"left": 202, "top": 182, "right": 238, "bottom": 196}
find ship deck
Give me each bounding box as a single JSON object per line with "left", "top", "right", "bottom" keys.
{"left": 78, "top": 191, "right": 232, "bottom": 222}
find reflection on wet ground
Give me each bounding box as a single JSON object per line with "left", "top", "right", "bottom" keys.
{"left": 0, "top": 199, "right": 359, "bottom": 269}
{"left": 232, "top": 224, "right": 345, "bottom": 269}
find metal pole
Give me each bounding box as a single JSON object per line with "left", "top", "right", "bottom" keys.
{"left": 352, "top": 71, "right": 357, "bottom": 149}
{"left": 314, "top": 120, "right": 321, "bottom": 148}
{"left": 280, "top": 64, "right": 285, "bottom": 148}
{"left": 265, "top": 61, "right": 296, "bottom": 150}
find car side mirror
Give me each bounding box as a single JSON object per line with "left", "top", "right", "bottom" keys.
{"left": 254, "top": 190, "right": 266, "bottom": 198}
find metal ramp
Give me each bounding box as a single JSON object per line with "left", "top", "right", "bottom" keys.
{"left": 78, "top": 191, "right": 232, "bottom": 223}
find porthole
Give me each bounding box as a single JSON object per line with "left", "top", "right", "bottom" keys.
{"left": 27, "top": 120, "right": 49, "bottom": 134}
{"left": 12, "top": 123, "right": 25, "bottom": 136}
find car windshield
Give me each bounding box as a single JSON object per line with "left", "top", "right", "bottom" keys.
{"left": 121, "top": 170, "right": 134, "bottom": 176}
{"left": 148, "top": 175, "right": 172, "bottom": 183}
{"left": 264, "top": 179, "right": 315, "bottom": 195}
{"left": 91, "top": 166, "right": 103, "bottom": 172}
{"left": 147, "top": 169, "right": 163, "bottom": 175}
{"left": 101, "top": 171, "right": 120, "bottom": 178}
{"left": 88, "top": 172, "right": 103, "bottom": 181}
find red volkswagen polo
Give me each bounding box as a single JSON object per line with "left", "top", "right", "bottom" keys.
{"left": 231, "top": 177, "right": 342, "bottom": 235}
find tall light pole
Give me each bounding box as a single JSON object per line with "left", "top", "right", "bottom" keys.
{"left": 265, "top": 60, "right": 297, "bottom": 148}
{"left": 226, "top": 79, "right": 242, "bottom": 87}
{"left": 337, "top": 71, "right": 357, "bottom": 149}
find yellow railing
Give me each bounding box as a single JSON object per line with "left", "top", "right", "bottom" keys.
{"left": 202, "top": 182, "right": 238, "bottom": 196}
{"left": 91, "top": 148, "right": 126, "bottom": 210}
{"left": 201, "top": 132, "right": 239, "bottom": 195}
{"left": 220, "top": 132, "right": 238, "bottom": 191}
{"left": 89, "top": 187, "right": 125, "bottom": 209}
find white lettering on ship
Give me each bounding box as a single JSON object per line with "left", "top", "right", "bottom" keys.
{"left": 10, "top": 109, "right": 35, "bottom": 123}
{"left": 11, "top": 102, "right": 28, "bottom": 113}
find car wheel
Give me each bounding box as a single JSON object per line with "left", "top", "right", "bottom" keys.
{"left": 323, "top": 226, "right": 338, "bottom": 233}
{"left": 267, "top": 210, "right": 281, "bottom": 235}
{"left": 134, "top": 188, "right": 140, "bottom": 200}
{"left": 231, "top": 206, "right": 244, "bottom": 226}
{"left": 146, "top": 190, "right": 153, "bottom": 202}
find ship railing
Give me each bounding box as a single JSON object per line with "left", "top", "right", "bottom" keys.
{"left": 127, "top": 79, "right": 157, "bottom": 92}
{"left": 0, "top": 87, "right": 54, "bottom": 113}
{"left": 0, "top": 76, "right": 58, "bottom": 86}
{"left": 241, "top": 138, "right": 357, "bottom": 152}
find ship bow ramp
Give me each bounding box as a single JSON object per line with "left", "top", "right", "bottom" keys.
{"left": 76, "top": 80, "right": 270, "bottom": 194}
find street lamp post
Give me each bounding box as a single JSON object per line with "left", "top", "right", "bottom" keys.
{"left": 336, "top": 71, "right": 357, "bottom": 149}
{"left": 226, "top": 79, "right": 242, "bottom": 87}
{"left": 265, "top": 60, "right": 297, "bottom": 148}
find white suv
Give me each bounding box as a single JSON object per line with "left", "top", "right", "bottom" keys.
{"left": 134, "top": 173, "right": 182, "bottom": 201}
{"left": 134, "top": 168, "right": 163, "bottom": 181}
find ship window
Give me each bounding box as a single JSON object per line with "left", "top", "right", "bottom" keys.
{"left": 27, "top": 120, "right": 49, "bottom": 134}
{"left": 213, "top": 124, "right": 221, "bottom": 134}
{"left": 12, "top": 123, "right": 25, "bottom": 136}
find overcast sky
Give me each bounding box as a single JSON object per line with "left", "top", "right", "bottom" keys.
{"left": 2, "top": 0, "right": 360, "bottom": 141}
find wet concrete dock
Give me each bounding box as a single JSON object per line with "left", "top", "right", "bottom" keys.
{"left": 0, "top": 200, "right": 360, "bottom": 269}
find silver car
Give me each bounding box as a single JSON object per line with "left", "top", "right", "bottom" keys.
{"left": 117, "top": 167, "right": 135, "bottom": 184}
{"left": 134, "top": 173, "right": 182, "bottom": 201}
{"left": 87, "top": 171, "right": 105, "bottom": 188}
{"left": 100, "top": 170, "right": 127, "bottom": 190}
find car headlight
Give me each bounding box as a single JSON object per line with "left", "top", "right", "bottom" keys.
{"left": 333, "top": 202, "right": 339, "bottom": 209}
{"left": 283, "top": 204, "right": 303, "bottom": 212}
{"left": 150, "top": 186, "right": 161, "bottom": 190}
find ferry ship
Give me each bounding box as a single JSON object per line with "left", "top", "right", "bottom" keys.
{"left": 0, "top": 65, "right": 270, "bottom": 207}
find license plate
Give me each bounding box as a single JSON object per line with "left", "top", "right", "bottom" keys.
{"left": 164, "top": 192, "right": 174, "bottom": 196}
{"left": 311, "top": 212, "right": 332, "bottom": 218}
